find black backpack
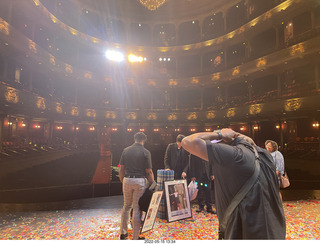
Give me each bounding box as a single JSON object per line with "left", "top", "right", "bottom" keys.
{"left": 139, "top": 181, "right": 158, "bottom": 212}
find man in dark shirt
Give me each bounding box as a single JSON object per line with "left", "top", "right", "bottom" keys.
{"left": 182, "top": 128, "right": 286, "bottom": 239}
{"left": 119, "top": 132, "right": 155, "bottom": 240}
{"left": 164, "top": 134, "right": 189, "bottom": 179}
{"left": 189, "top": 154, "right": 215, "bottom": 214}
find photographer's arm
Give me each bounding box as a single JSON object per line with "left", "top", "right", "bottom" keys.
{"left": 181, "top": 128, "right": 239, "bottom": 161}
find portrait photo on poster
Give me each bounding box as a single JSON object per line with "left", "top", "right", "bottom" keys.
{"left": 141, "top": 191, "right": 163, "bottom": 233}
{"left": 164, "top": 179, "right": 192, "bottom": 222}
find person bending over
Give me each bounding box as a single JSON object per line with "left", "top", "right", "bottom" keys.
{"left": 181, "top": 128, "right": 286, "bottom": 239}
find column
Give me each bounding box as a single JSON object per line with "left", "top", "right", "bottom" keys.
{"left": 222, "top": 11, "right": 227, "bottom": 34}
{"left": 279, "top": 120, "right": 284, "bottom": 150}
{"left": 47, "top": 120, "right": 54, "bottom": 145}
{"left": 197, "top": 15, "right": 206, "bottom": 41}
{"left": 225, "top": 85, "right": 229, "bottom": 104}
{"left": 223, "top": 47, "right": 228, "bottom": 70}
{"left": 200, "top": 88, "right": 204, "bottom": 110}
{"left": 248, "top": 80, "right": 253, "bottom": 101}
{"left": 248, "top": 121, "right": 254, "bottom": 139}
{"left": 245, "top": 39, "right": 251, "bottom": 60}
{"left": 311, "top": 8, "right": 316, "bottom": 29}
{"left": 25, "top": 117, "right": 31, "bottom": 145}
{"left": 72, "top": 121, "right": 78, "bottom": 145}
{"left": 277, "top": 75, "right": 282, "bottom": 97}
{"left": 74, "top": 86, "right": 78, "bottom": 105}
{"left": 315, "top": 63, "right": 319, "bottom": 90}
{"left": 28, "top": 71, "right": 33, "bottom": 92}
{"left": 275, "top": 26, "right": 280, "bottom": 50}
{"left": 0, "top": 114, "right": 5, "bottom": 151}
{"left": 2, "top": 60, "right": 8, "bottom": 82}
{"left": 200, "top": 53, "right": 204, "bottom": 74}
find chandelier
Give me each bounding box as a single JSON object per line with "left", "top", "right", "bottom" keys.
{"left": 139, "top": 0, "right": 168, "bottom": 11}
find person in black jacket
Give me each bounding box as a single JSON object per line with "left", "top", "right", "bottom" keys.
{"left": 164, "top": 134, "right": 189, "bottom": 179}
{"left": 189, "top": 154, "right": 216, "bottom": 214}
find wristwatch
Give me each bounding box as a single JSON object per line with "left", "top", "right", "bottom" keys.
{"left": 216, "top": 130, "right": 223, "bottom": 140}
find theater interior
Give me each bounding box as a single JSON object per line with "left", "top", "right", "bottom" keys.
{"left": 0, "top": 0, "right": 319, "bottom": 240}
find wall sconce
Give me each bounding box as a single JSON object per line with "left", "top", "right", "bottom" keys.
{"left": 253, "top": 125, "right": 259, "bottom": 130}
{"left": 190, "top": 128, "right": 196, "bottom": 132}
{"left": 34, "top": 124, "right": 41, "bottom": 129}
{"left": 240, "top": 126, "right": 246, "bottom": 131}
{"left": 312, "top": 122, "right": 319, "bottom": 128}
{"left": 57, "top": 126, "right": 63, "bottom": 130}
{"left": 175, "top": 128, "right": 180, "bottom": 132}
{"left": 281, "top": 122, "right": 287, "bottom": 130}
{"left": 205, "top": 128, "right": 211, "bottom": 132}
{"left": 111, "top": 128, "right": 118, "bottom": 131}
{"left": 275, "top": 124, "right": 280, "bottom": 129}
{"left": 153, "top": 128, "right": 159, "bottom": 132}
{"left": 139, "top": 128, "right": 145, "bottom": 132}
{"left": 127, "top": 128, "right": 133, "bottom": 132}
{"left": 89, "top": 127, "right": 95, "bottom": 131}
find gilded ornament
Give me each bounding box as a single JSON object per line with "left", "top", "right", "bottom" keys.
{"left": 5, "top": 87, "right": 19, "bottom": 103}
{"left": 168, "top": 113, "right": 177, "bottom": 121}
{"left": 126, "top": 112, "right": 137, "bottom": 120}
{"left": 105, "top": 111, "right": 116, "bottom": 119}
{"left": 86, "top": 109, "right": 96, "bottom": 118}
{"left": 249, "top": 104, "right": 262, "bottom": 115}
{"left": 0, "top": 18, "right": 9, "bottom": 35}
{"left": 227, "top": 108, "right": 236, "bottom": 118}
{"left": 284, "top": 98, "right": 302, "bottom": 111}
{"left": 56, "top": 103, "right": 62, "bottom": 114}
{"left": 71, "top": 106, "right": 79, "bottom": 116}
{"left": 187, "top": 112, "right": 197, "bottom": 120}
{"left": 206, "top": 111, "right": 216, "bottom": 119}
{"left": 147, "top": 113, "right": 157, "bottom": 120}
{"left": 36, "top": 97, "right": 46, "bottom": 110}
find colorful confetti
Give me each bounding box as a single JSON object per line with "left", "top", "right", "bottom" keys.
{"left": 0, "top": 199, "right": 319, "bottom": 240}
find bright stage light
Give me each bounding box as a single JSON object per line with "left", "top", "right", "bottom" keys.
{"left": 105, "top": 50, "right": 124, "bottom": 62}
{"left": 128, "top": 54, "right": 145, "bottom": 63}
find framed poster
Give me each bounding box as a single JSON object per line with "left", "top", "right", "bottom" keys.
{"left": 164, "top": 179, "right": 192, "bottom": 222}
{"left": 141, "top": 191, "right": 163, "bottom": 233}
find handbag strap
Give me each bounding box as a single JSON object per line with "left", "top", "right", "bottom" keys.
{"left": 219, "top": 147, "right": 260, "bottom": 239}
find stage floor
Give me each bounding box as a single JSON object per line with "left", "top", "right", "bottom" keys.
{"left": 0, "top": 190, "right": 319, "bottom": 240}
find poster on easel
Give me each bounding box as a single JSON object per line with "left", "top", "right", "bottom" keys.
{"left": 141, "top": 191, "right": 163, "bottom": 233}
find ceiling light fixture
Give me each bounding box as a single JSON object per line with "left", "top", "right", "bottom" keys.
{"left": 139, "top": 0, "right": 167, "bottom": 11}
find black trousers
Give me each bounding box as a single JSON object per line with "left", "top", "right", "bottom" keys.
{"left": 197, "top": 174, "right": 212, "bottom": 209}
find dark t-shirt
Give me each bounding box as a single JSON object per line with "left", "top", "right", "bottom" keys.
{"left": 206, "top": 138, "right": 286, "bottom": 239}
{"left": 119, "top": 143, "right": 152, "bottom": 177}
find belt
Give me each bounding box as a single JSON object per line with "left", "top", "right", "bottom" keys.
{"left": 125, "top": 175, "right": 145, "bottom": 178}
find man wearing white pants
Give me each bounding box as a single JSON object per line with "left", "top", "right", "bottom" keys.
{"left": 119, "top": 132, "right": 155, "bottom": 240}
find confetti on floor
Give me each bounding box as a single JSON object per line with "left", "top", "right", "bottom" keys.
{"left": 0, "top": 200, "right": 319, "bottom": 240}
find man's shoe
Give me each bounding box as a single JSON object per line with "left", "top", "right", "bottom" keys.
{"left": 206, "top": 208, "right": 216, "bottom": 214}
{"left": 196, "top": 208, "right": 204, "bottom": 213}
{"left": 120, "top": 233, "right": 128, "bottom": 240}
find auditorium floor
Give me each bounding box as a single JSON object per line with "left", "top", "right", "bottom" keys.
{"left": 0, "top": 190, "right": 319, "bottom": 240}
